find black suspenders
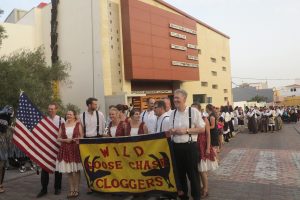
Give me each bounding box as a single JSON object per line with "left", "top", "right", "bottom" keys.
{"left": 96, "top": 111, "right": 99, "bottom": 136}
{"left": 83, "top": 111, "right": 100, "bottom": 138}
{"left": 188, "top": 107, "right": 192, "bottom": 143}
{"left": 172, "top": 107, "right": 193, "bottom": 142}
{"left": 58, "top": 116, "right": 61, "bottom": 128}
{"left": 141, "top": 111, "right": 146, "bottom": 122}
{"left": 160, "top": 116, "right": 169, "bottom": 132}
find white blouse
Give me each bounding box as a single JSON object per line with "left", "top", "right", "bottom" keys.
{"left": 110, "top": 126, "right": 117, "bottom": 137}
{"left": 65, "top": 126, "right": 75, "bottom": 139}
{"left": 130, "top": 128, "right": 139, "bottom": 136}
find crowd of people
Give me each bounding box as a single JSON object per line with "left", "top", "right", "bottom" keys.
{"left": 0, "top": 89, "right": 299, "bottom": 199}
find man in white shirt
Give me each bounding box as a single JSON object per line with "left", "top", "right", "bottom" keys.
{"left": 140, "top": 97, "right": 157, "bottom": 133}
{"left": 169, "top": 89, "right": 205, "bottom": 200}
{"left": 154, "top": 100, "right": 170, "bottom": 133}
{"left": 163, "top": 97, "right": 173, "bottom": 116}
{"left": 37, "top": 103, "right": 65, "bottom": 198}
{"left": 80, "top": 97, "right": 105, "bottom": 138}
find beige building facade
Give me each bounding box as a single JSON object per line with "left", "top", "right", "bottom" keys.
{"left": 1, "top": 0, "right": 232, "bottom": 114}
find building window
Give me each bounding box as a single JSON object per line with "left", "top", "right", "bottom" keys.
{"left": 222, "top": 66, "right": 226, "bottom": 71}
{"left": 111, "top": 45, "right": 113, "bottom": 49}
{"left": 210, "top": 57, "right": 216, "bottom": 63}
{"left": 222, "top": 56, "right": 226, "bottom": 61}
{"left": 211, "top": 71, "right": 217, "bottom": 76}
{"left": 201, "top": 82, "right": 208, "bottom": 87}
{"left": 198, "top": 49, "right": 202, "bottom": 55}
{"left": 224, "top": 97, "right": 228, "bottom": 101}
{"left": 291, "top": 88, "right": 296, "bottom": 92}
{"left": 224, "top": 89, "right": 228, "bottom": 93}
{"left": 193, "top": 94, "right": 206, "bottom": 103}
{"left": 207, "top": 97, "right": 212, "bottom": 103}
{"left": 212, "top": 84, "right": 218, "bottom": 89}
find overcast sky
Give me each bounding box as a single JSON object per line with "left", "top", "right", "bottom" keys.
{"left": 1, "top": 0, "right": 300, "bottom": 88}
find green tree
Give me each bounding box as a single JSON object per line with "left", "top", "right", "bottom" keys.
{"left": 0, "top": 47, "right": 71, "bottom": 113}
{"left": 248, "top": 95, "right": 268, "bottom": 103}
{"left": 0, "top": 9, "right": 8, "bottom": 48}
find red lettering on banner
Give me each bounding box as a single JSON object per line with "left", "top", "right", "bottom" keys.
{"left": 129, "top": 162, "right": 135, "bottom": 169}
{"left": 138, "top": 179, "right": 146, "bottom": 189}
{"left": 143, "top": 160, "right": 150, "bottom": 170}
{"left": 136, "top": 161, "right": 143, "bottom": 169}
{"left": 146, "top": 178, "right": 155, "bottom": 188}
{"left": 113, "top": 147, "right": 120, "bottom": 157}
{"left": 94, "top": 178, "right": 167, "bottom": 190}
{"left": 155, "top": 177, "right": 163, "bottom": 186}
{"left": 133, "top": 146, "right": 144, "bottom": 157}
{"left": 96, "top": 179, "right": 104, "bottom": 188}
{"left": 152, "top": 160, "right": 158, "bottom": 169}
{"left": 100, "top": 146, "right": 109, "bottom": 157}
{"left": 104, "top": 178, "right": 112, "bottom": 189}
{"left": 90, "top": 160, "right": 123, "bottom": 170}
{"left": 120, "top": 179, "right": 129, "bottom": 188}
{"left": 111, "top": 179, "right": 120, "bottom": 188}
{"left": 115, "top": 161, "right": 122, "bottom": 169}
{"left": 123, "top": 146, "right": 130, "bottom": 157}
{"left": 129, "top": 179, "right": 137, "bottom": 189}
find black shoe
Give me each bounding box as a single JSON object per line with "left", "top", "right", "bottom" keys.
{"left": 37, "top": 190, "right": 47, "bottom": 198}
{"left": 54, "top": 189, "right": 61, "bottom": 195}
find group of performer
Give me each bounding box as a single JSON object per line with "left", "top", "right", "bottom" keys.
{"left": 1, "top": 90, "right": 299, "bottom": 199}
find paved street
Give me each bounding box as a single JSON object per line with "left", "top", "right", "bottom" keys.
{"left": 1, "top": 123, "right": 300, "bottom": 200}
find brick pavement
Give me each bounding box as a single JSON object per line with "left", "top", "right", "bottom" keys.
{"left": 1, "top": 123, "right": 300, "bottom": 200}
{"left": 207, "top": 123, "right": 300, "bottom": 200}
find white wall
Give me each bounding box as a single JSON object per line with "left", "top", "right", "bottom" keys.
{"left": 280, "top": 87, "right": 300, "bottom": 97}
{"left": 0, "top": 23, "right": 35, "bottom": 56}
{"left": 57, "top": 0, "right": 105, "bottom": 113}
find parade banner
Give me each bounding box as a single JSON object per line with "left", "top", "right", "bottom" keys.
{"left": 79, "top": 132, "right": 178, "bottom": 195}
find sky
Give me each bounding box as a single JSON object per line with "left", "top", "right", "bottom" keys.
{"left": 1, "top": 0, "right": 300, "bottom": 88}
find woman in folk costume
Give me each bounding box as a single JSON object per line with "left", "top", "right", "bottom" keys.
{"left": 233, "top": 106, "right": 239, "bottom": 133}
{"left": 247, "top": 107, "right": 258, "bottom": 134}
{"left": 126, "top": 109, "right": 148, "bottom": 136}
{"left": 261, "top": 108, "right": 269, "bottom": 132}
{"left": 255, "top": 107, "right": 262, "bottom": 132}
{"left": 228, "top": 105, "right": 235, "bottom": 138}
{"left": 237, "top": 107, "right": 245, "bottom": 132}
{"left": 191, "top": 104, "right": 218, "bottom": 198}
{"left": 221, "top": 106, "right": 230, "bottom": 142}
{"left": 106, "top": 107, "right": 128, "bottom": 137}
{"left": 275, "top": 107, "right": 283, "bottom": 131}
{"left": 56, "top": 110, "right": 83, "bottom": 198}
{"left": 115, "top": 104, "right": 130, "bottom": 123}
{"left": 267, "top": 106, "right": 276, "bottom": 132}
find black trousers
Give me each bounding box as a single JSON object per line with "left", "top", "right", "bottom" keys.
{"left": 173, "top": 142, "right": 200, "bottom": 200}
{"left": 41, "top": 169, "right": 62, "bottom": 192}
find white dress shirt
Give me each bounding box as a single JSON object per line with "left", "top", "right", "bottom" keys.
{"left": 140, "top": 110, "right": 157, "bottom": 134}
{"left": 80, "top": 111, "right": 105, "bottom": 137}
{"left": 47, "top": 115, "right": 65, "bottom": 130}
{"left": 155, "top": 112, "right": 170, "bottom": 133}
{"left": 169, "top": 107, "right": 205, "bottom": 143}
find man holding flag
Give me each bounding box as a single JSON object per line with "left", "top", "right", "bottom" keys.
{"left": 37, "top": 103, "right": 65, "bottom": 197}
{"left": 12, "top": 93, "right": 64, "bottom": 197}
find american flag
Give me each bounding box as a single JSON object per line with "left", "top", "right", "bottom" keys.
{"left": 13, "top": 93, "right": 60, "bottom": 173}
